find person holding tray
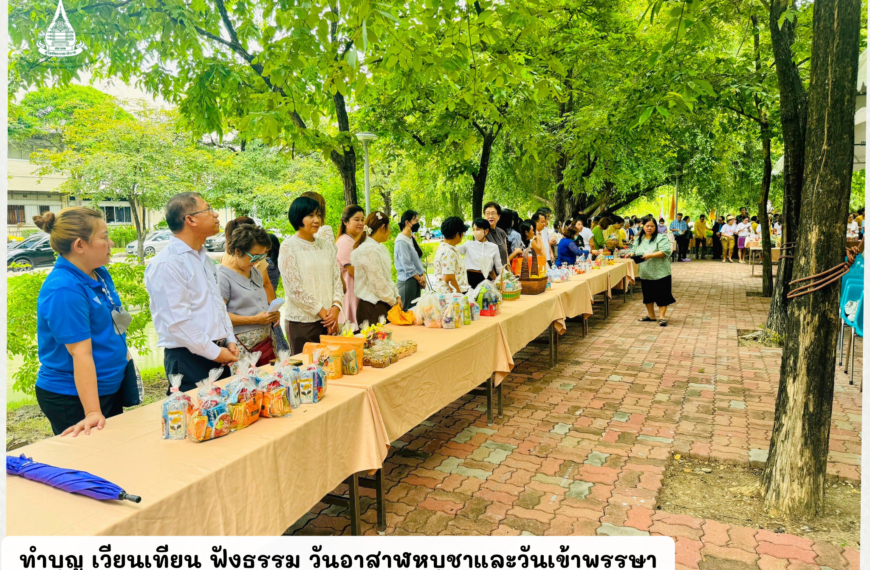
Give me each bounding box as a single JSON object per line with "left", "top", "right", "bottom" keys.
{"left": 631, "top": 217, "right": 676, "bottom": 327}
{"left": 352, "top": 211, "right": 401, "bottom": 324}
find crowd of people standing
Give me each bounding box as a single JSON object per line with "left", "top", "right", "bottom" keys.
{"left": 37, "top": 189, "right": 830, "bottom": 436}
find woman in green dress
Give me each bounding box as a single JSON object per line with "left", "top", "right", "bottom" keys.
{"left": 631, "top": 217, "right": 676, "bottom": 326}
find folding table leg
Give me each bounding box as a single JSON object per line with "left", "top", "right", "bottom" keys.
{"left": 554, "top": 324, "right": 559, "bottom": 363}
{"left": 838, "top": 320, "right": 845, "bottom": 366}
{"left": 375, "top": 469, "right": 386, "bottom": 534}
{"left": 623, "top": 277, "right": 627, "bottom": 303}
{"left": 604, "top": 294, "right": 610, "bottom": 319}
{"left": 347, "top": 474, "right": 361, "bottom": 536}
{"left": 548, "top": 323, "right": 555, "bottom": 368}
{"left": 486, "top": 376, "right": 494, "bottom": 425}
{"left": 497, "top": 380, "right": 503, "bottom": 418}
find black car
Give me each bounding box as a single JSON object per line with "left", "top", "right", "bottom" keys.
{"left": 8, "top": 233, "right": 56, "bottom": 270}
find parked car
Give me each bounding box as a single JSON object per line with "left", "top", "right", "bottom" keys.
{"left": 126, "top": 230, "right": 172, "bottom": 257}
{"left": 7, "top": 232, "right": 55, "bottom": 270}
{"left": 205, "top": 234, "right": 226, "bottom": 252}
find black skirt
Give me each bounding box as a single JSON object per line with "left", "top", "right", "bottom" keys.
{"left": 639, "top": 275, "right": 676, "bottom": 307}
{"left": 356, "top": 300, "right": 393, "bottom": 326}
{"left": 285, "top": 320, "right": 329, "bottom": 355}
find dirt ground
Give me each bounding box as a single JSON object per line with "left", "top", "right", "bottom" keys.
{"left": 6, "top": 376, "right": 167, "bottom": 451}
{"left": 659, "top": 455, "right": 861, "bottom": 549}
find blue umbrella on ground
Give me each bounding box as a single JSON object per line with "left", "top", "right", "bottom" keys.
{"left": 6, "top": 454, "right": 141, "bottom": 503}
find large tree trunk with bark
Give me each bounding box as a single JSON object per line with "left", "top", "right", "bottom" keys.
{"left": 758, "top": 123, "right": 774, "bottom": 296}
{"left": 752, "top": 14, "right": 774, "bottom": 297}
{"left": 761, "top": 0, "right": 860, "bottom": 517}
{"left": 471, "top": 132, "right": 496, "bottom": 219}
{"left": 331, "top": 91, "right": 359, "bottom": 206}
{"left": 553, "top": 152, "right": 571, "bottom": 221}
{"left": 766, "top": 0, "right": 809, "bottom": 335}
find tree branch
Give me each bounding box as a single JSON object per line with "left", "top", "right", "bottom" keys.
{"left": 722, "top": 103, "right": 761, "bottom": 123}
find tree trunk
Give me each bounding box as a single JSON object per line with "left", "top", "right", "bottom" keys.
{"left": 752, "top": 14, "right": 774, "bottom": 297}
{"left": 766, "top": 0, "right": 809, "bottom": 335}
{"left": 553, "top": 152, "right": 570, "bottom": 221}
{"left": 758, "top": 120, "right": 774, "bottom": 296}
{"left": 471, "top": 132, "right": 496, "bottom": 219}
{"left": 761, "top": 0, "right": 860, "bottom": 517}
{"left": 330, "top": 91, "right": 359, "bottom": 206}
{"left": 128, "top": 193, "right": 146, "bottom": 265}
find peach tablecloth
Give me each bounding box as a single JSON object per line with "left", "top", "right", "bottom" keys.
{"left": 7, "top": 384, "right": 388, "bottom": 536}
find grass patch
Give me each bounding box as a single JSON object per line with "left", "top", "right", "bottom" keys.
{"left": 738, "top": 327, "right": 783, "bottom": 348}
{"left": 6, "top": 366, "right": 167, "bottom": 450}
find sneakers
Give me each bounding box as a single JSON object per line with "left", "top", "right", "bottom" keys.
{"left": 683, "top": 258, "right": 691, "bottom": 262}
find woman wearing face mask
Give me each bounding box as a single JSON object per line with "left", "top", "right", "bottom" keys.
{"left": 460, "top": 218, "right": 503, "bottom": 288}
{"left": 336, "top": 205, "right": 365, "bottom": 327}
{"left": 218, "top": 225, "right": 280, "bottom": 365}
{"left": 351, "top": 211, "right": 401, "bottom": 324}
{"left": 395, "top": 210, "right": 427, "bottom": 307}
{"left": 33, "top": 208, "right": 130, "bottom": 437}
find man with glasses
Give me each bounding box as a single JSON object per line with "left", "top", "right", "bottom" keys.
{"left": 145, "top": 192, "right": 239, "bottom": 393}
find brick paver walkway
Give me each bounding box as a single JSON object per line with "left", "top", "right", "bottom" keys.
{"left": 289, "top": 260, "right": 862, "bottom": 569}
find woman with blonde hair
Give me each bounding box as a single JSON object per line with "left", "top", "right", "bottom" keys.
{"left": 33, "top": 208, "right": 131, "bottom": 436}
{"left": 351, "top": 211, "right": 401, "bottom": 324}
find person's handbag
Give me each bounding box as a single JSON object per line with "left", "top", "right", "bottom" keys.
{"left": 238, "top": 331, "right": 277, "bottom": 367}
{"left": 120, "top": 353, "right": 145, "bottom": 407}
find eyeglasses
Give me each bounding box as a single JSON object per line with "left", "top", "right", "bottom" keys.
{"left": 246, "top": 252, "right": 268, "bottom": 263}
{"left": 187, "top": 206, "right": 215, "bottom": 217}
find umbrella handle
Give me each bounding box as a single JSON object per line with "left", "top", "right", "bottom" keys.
{"left": 119, "top": 492, "right": 141, "bottom": 503}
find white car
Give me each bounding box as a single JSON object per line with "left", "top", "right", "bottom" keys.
{"left": 126, "top": 230, "right": 172, "bottom": 256}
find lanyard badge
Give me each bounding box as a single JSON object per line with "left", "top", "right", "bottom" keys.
{"left": 97, "top": 274, "right": 133, "bottom": 335}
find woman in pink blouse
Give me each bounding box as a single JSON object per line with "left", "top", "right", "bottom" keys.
{"left": 336, "top": 205, "right": 366, "bottom": 328}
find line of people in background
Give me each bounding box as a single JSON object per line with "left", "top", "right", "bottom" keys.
{"left": 35, "top": 189, "right": 807, "bottom": 436}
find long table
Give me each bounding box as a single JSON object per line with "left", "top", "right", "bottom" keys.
{"left": 7, "top": 262, "right": 634, "bottom": 536}
{"left": 7, "top": 384, "right": 389, "bottom": 536}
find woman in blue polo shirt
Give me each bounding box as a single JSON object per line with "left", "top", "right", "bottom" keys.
{"left": 33, "top": 208, "right": 129, "bottom": 436}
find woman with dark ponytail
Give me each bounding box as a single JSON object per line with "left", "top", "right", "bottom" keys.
{"left": 351, "top": 211, "right": 401, "bottom": 323}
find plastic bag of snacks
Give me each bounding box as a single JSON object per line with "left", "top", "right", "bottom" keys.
{"left": 474, "top": 280, "right": 502, "bottom": 317}
{"left": 441, "top": 298, "right": 457, "bottom": 329}
{"left": 257, "top": 370, "right": 295, "bottom": 418}
{"left": 225, "top": 358, "right": 262, "bottom": 431}
{"left": 188, "top": 369, "right": 232, "bottom": 442}
{"left": 272, "top": 352, "right": 302, "bottom": 408}
{"left": 321, "top": 346, "right": 344, "bottom": 381}
{"left": 299, "top": 365, "right": 326, "bottom": 403}
{"left": 162, "top": 374, "right": 191, "bottom": 440}
{"left": 414, "top": 292, "right": 443, "bottom": 328}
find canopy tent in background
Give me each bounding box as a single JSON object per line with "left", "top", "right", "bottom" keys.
{"left": 773, "top": 48, "right": 866, "bottom": 175}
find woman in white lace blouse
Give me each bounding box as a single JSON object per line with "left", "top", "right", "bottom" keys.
{"left": 350, "top": 211, "right": 401, "bottom": 324}
{"left": 278, "top": 196, "right": 344, "bottom": 353}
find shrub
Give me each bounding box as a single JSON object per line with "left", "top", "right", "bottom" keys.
{"left": 107, "top": 225, "right": 137, "bottom": 247}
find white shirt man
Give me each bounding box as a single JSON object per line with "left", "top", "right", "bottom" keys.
{"left": 145, "top": 193, "right": 239, "bottom": 392}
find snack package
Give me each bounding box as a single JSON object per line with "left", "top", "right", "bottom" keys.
{"left": 299, "top": 365, "right": 326, "bottom": 403}
{"left": 470, "top": 300, "right": 481, "bottom": 321}
{"left": 303, "top": 343, "right": 327, "bottom": 361}
{"left": 187, "top": 369, "right": 232, "bottom": 442}
{"left": 162, "top": 374, "right": 191, "bottom": 440}
{"left": 474, "top": 280, "right": 502, "bottom": 317}
{"left": 451, "top": 295, "right": 463, "bottom": 328}
{"left": 273, "top": 352, "right": 302, "bottom": 408}
{"left": 442, "top": 298, "right": 456, "bottom": 329}
{"left": 257, "top": 371, "right": 294, "bottom": 418}
{"left": 342, "top": 349, "right": 360, "bottom": 375}
{"left": 324, "top": 345, "right": 344, "bottom": 381}
{"left": 225, "top": 363, "right": 262, "bottom": 431}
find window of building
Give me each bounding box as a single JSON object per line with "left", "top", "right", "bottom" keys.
{"left": 100, "top": 205, "right": 132, "bottom": 224}
{"left": 38, "top": 205, "right": 51, "bottom": 215}
{"left": 7, "top": 205, "right": 26, "bottom": 225}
